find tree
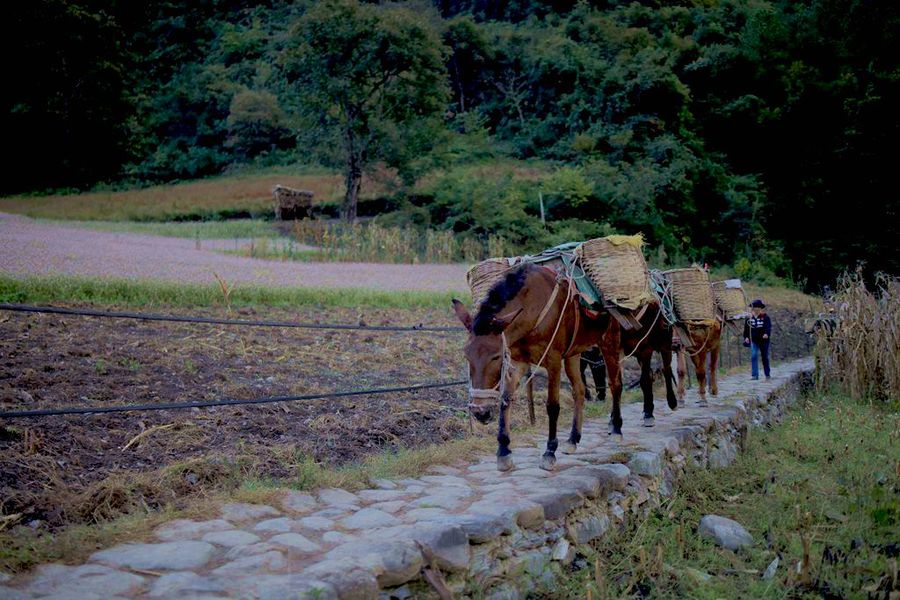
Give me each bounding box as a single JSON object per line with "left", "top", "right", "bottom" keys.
{"left": 282, "top": 0, "right": 449, "bottom": 221}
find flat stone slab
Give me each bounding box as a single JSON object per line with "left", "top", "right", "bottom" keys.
{"left": 201, "top": 529, "right": 261, "bottom": 547}
{"left": 154, "top": 518, "right": 233, "bottom": 542}
{"left": 91, "top": 541, "right": 216, "bottom": 571}
{"left": 220, "top": 503, "right": 280, "bottom": 522}
{"left": 339, "top": 508, "right": 402, "bottom": 529}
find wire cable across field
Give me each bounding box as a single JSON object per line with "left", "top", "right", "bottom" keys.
{"left": 0, "top": 303, "right": 464, "bottom": 333}
{"left": 0, "top": 379, "right": 468, "bottom": 419}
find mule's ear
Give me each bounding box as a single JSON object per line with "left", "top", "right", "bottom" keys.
{"left": 491, "top": 307, "right": 524, "bottom": 332}
{"left": 451, "top": 298, "right": 473, "bottom": 331}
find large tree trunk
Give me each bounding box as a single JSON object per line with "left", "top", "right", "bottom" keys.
{"left": 342, "top": 130, "right": 363, "bottom": 222}
{"left": 342, "top": 159, "right": 362, "bottom": 222}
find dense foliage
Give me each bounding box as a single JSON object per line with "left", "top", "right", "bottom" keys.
{"left": 4, "top": 0, "right": 898, "bottom": 289}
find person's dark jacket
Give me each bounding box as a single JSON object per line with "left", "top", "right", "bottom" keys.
{"left": 744, "top": 314, "right": 772, "bottom": 344}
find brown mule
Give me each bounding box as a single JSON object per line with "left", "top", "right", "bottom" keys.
{"left": 452, "top": 263, "right": 624, "bottom": 472}
{"left": 675, "top": 320, "right": 723, "bottom": 405}
{"left": 621, "top": 301, "right": 678, "bottom": 426}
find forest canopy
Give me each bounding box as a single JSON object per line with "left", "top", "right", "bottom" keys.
{"left": 4, "top": 0, "right": 898, "bottom": 290}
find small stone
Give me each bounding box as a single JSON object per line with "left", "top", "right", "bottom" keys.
{"left": 382, "top": 584, "right": 413, "bottom": 600}
{"left": 299, "top": 516, "right": 334, "bottom": 531}
{"left": 202, "top": 530, "right": 261, "bottom": 547}
{"left": 326, "top": 541, "right": 422, "bottom": 587}
{"left": 211, "top": 550, "right": 287, "bottom": 576}
{"left": 372, "top": 479, "right": 398, "bottom": 490}
{"left": 628, "top": 452, "right": 662, "bottom": 477}
{"left": 568, "top": 515, "right": 610, "bottom": 545}
{"left": 514, "top": 502, "right": 545, "bottom": 530}
{"left": 340, "top": 508, "right": 401, "bottom": 529}
{"left": 369, "top": 501, "right": 407, "bottom": 514}
{"left": 427, "top": 465, "right": 462, "bottom": 476}
{"left": 420, "top": 475, "right": 470, "bottom": 487}
{"left": 91, "top": 541, "right": 215, "bottom": 571}
{"left": 270, "top": 532, "right": 321, "bottom": 552}
{"left": 762, "top": 556, "right": 779, "bottom": 580}
{"left": 302, "top": 560, "right": 379, "bottom": 600}
{"left": 232, "top": 574, "right": 336, "bottom": 600}
{"left": 358, "top": 489, "right": 408, "bottom": 503}
{"left": 528, "top": 489, "right": 583, "bottom": 520}
{"left": 410, "top": 494, "right": 463, "bottom": 511}
{"left": 253, "top": 517, "right": 295, "bottom": 533}
{"left": 281, "top": 490, "right": 318, "bottom": 514}
{"left": 708, "top": 440, "right": 738, "bottom": 468}
{"left": 408, "top": 524, "right": 470, "bottom": 572}
{"left": 699, "top": 515, "right": 753, "bottom": 550}
{"left": 25, "top": 564, "right": 145, "bottom": 597}
{"left": 0, "top": 587, "right": 27, "bottom": 600}
{"left": 551, "top": 538, "right": 571, "bottom": 562}
{"left": 220, "top": 502, "right": 281, "bottom": 522}
{"left": 149, "top": 572, "right": 224, "bottom": 597}
{"left": 224, "top": 542, "right": 280, "bottom": 560}
{"left": 312, "top": 507, "right": 354, "bottom": 519}
{"left": 318, "top": 488, "right": 360, "bottom": 507}
{"left": 323, "top": 531, "right": 353, "bottom": 544}
{"left": 0, "top": 573, "right": 10, "bottom": 583}
{"left": 403, "top": 508, "right": 448, "bottom": 522}
{"left": 154, "top": 518, "right": 233, "bottom": 541}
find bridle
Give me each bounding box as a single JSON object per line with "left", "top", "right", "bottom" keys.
{"left": 466, "top": 265, "right": 581, "bottom": 425}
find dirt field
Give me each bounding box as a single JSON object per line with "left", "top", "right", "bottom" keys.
{"left": 0, "top": 304, "right": 475, "bottom": 529}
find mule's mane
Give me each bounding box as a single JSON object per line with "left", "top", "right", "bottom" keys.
{"left": 473, "top": 264, "right": 534, "bottom": 335}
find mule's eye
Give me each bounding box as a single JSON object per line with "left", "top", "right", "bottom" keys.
{"left": 490, "top": 355, "right": 501, "bottom": 362}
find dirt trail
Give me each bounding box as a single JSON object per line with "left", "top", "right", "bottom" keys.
{"left": 0, "top": 213, "right": 469, "bottom": 292}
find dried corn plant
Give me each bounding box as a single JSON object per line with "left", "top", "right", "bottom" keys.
{"left": 815, "top": 270, "right": 899, "bottom": 401}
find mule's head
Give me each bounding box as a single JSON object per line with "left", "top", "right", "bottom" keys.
{"left": 452, "top": 299, "right": 522, "bottom": 424}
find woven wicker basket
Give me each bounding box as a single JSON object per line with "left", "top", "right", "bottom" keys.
{"left": 711, "top": 279, "right": 750, "bottom": 320}
{"left": 466, "top": 257, "right": 519, "bottom": 307}
{"left": 662, "top": 267, "right": 716, "bottom": 322}
{"left": 576, "top": 235, "right": 651, "bottom": 310}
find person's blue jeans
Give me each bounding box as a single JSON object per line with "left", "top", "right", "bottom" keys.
{"left": 751, "top": 340, "right": 771, "bottom": 378}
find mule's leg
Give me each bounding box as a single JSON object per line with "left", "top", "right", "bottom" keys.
{"left": 526, "top": 367, "right": 536, "bottom": 425}
{"left": 639, "top": 349, "right": 655, "bottom": 426}
{"left": 590, "top": 351, "right": 607, "bottom": 401}
{"left": 600, "top": 323, "right": 624, "bottom": 436}
{"left": 676, "top": 349, "right": 687, "bottom": 405}
{"left": 692, "top": 352, "right": 708, "bottom": 406}
{"left": 661, "top": 348, "right": 678, "bottom": 410}
{"left": 562, "top": 354, "right": 585, "bottom": 454}
{"left": 709, "top": 346, "right": 720, "bottom": 396}
{"left": 496, "top": 364, "right": 525, "bottom": 471}
{"left": 579, "top": 354, "right": 592, "bottom": 402}
{"left": 540, "top": 361, "right": 562, "bottom": 471}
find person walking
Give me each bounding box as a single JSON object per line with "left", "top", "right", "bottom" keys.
{"left": 743, "top": 299, "right": 772, "bottom": 380}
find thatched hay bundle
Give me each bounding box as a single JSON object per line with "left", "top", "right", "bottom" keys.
{"left": 663, "top": 267, "right": 716, "bottom": 323}
{"left": 711, "top": 279, "right": 750, "bottom": 320}
{"left": 466, "top": 257, "right": 520, "bottom": 307}
{"left": 576, "top": 234, "right": 651, "bottom": 310}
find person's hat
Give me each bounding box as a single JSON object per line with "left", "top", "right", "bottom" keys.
{"left": 750, "top": 299, "right": 766, "bottom": 309}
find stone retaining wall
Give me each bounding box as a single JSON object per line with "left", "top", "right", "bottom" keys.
{"left": 2, "top": 358, "right": 813, "bottom": 600}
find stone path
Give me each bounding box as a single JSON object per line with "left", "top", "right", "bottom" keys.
{"left": 0, "top": 213, "right": 468, "bottom": 292}
{"left": 0, "top": 358, "right": 813, "bottom": 599}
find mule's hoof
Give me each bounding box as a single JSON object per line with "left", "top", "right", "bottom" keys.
{"left": 667, "top": 397, "right": 678, "bottom": 410}
{"left": 497, "top": 455, "right": 515, "bottom": 472}
{"left": 562, "top": 442, "right": 577, "bottom": 455}
{"left": 643, "top": 416, "right": 655, "bottom": 427}
{"left": 540, "top": 453, "right": 557, "bottom": 471}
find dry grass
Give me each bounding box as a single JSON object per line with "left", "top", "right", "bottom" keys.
{"left": 288, "top": 220, "right": 510, "bottom": 264}
{"left": 0, "top": 168, "right": 390, "bottom": 222}
{"left": 814, "top": 271, "right": 900, "bottom": 401}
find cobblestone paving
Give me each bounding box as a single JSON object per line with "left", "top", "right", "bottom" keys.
{"left": 1, "top": 358, "right": 813, "bottom": 599}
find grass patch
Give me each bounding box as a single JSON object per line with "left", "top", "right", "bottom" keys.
{"left": 37, "top": 218, "right": 283, "bottom": 239}
{"left": 0, "top": 274, "right": 464, "bottom": 310}
{"left": 560, "top": 391, "right": 899, "bottom": 599}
